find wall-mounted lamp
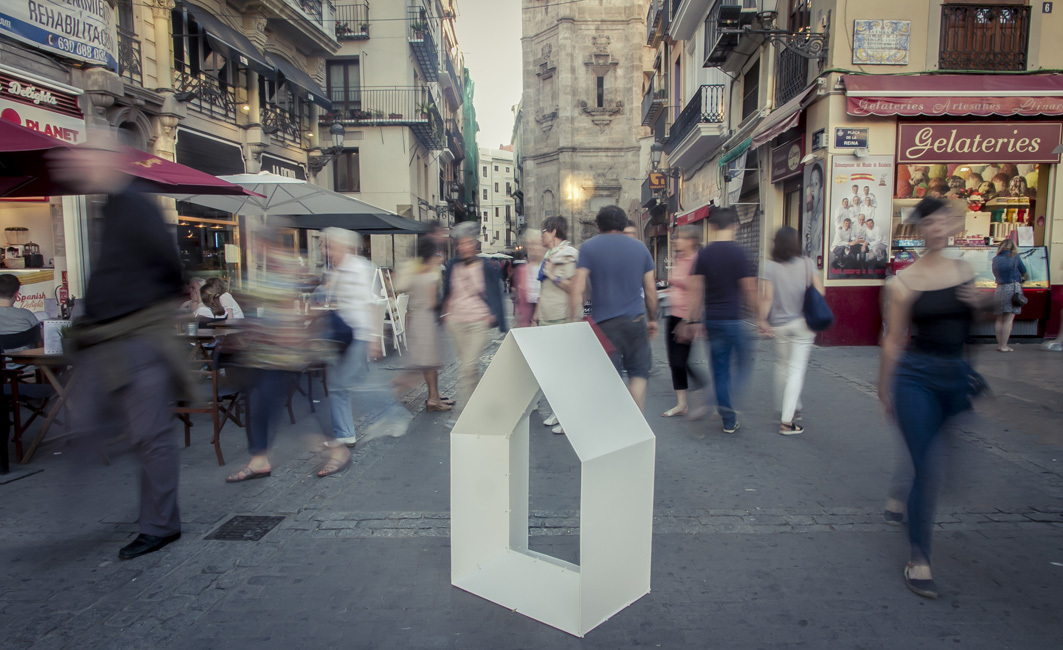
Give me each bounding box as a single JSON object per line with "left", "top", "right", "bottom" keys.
{"left": 307, "top": 121, "right": 347, "bottom": 174}
{"left": 719, "top": 0, "right": 829, "bottom": 61}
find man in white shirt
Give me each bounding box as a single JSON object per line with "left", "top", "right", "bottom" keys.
{"left": 864, "top": 218, "right": 887, "bottom": 263}
{"left": 862, "top": 186, "right": 877, "bottom": 219}
{"left": 831, "top": 218, "right": 855, "bottom": 269}
{"left": 318, "top": 228, "right": 378, "bottom": 463}
{"left": 834, "top": 198, "right": 852, "bottom": 230}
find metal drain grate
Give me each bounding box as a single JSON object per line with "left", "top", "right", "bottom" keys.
{"left": 205, "top": 515, "right": 285, "bottom": 541}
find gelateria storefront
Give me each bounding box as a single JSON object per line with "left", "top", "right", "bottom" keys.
{"left": 891, "top": 120, "right": 1062, "bottom": 337}
{"left": 0, "top": 66, "right": 88, "bottom": 316}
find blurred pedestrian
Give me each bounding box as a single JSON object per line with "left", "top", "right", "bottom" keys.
{"left": 570, "top": 205, "right": 657, "bottom": 412}
{"left": 662, "top": 225, "right": 706, "bottom": 418}
{"left": 225, "top": 231, "right": 346, "bottom": 482}
{"left": 442, "top": 222, "right": 507, "bottom": 425}
{"left": 992, "top": 239, "right": 1026, "bottom": 352}
{"left": 513, "top": 237, "right": 543, "bottom": 328}
{"left": 537, "top": 216, "right": 579, "bottom": 327}
{"left": 394, "top": 236, "right": 451, "bottom": 411}
{"left": 879, "top": 197, "right": 987, "bottom": 599}
{"left": 757, "top": 226, "right": 821, "bottom": 435}
{"left": 681, "top": 207, "right": 755, "bottom": 433}
{"left": 315, "top": 228, "right": 379, "bottom": 465}
{"left": 195, "top": 281, "right": 227, "bottom": 321}
{"left": 623, "top": 219, "right": 640, "bottom": 239}
{"left": 51, "top": 140, "right": 189, "bottom": 560}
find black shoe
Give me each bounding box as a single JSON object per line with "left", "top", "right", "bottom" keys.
{"left": 119, "top": 532, "right": 181, "bottom": 560}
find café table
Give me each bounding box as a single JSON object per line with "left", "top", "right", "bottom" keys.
{"left": 178, "top": 327, "right": 241, "bottom": 360}
{"left": 3, "top": 348, "right": 76, "bottom": 464}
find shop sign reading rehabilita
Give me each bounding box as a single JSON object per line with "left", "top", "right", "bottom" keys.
{"left": 0, "top": 0, "right": 118, "bottom": 71}
{"left": 897, "top": 122, "right": 1063, "bottom": 164}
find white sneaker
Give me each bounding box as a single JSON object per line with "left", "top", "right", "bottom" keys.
{"left": 551, "top": 424, "right": 565, "bottom": 435}
{"left": 325, "top": 437, "right": 358, "bottom": 448}
{"left": 1043, "top": 341, "right": 1062, "bottom": 352}
{"left": 543, "top": 414, "right": 559, "bottom": 427}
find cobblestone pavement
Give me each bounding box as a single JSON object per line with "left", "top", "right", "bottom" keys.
{"left": 1, "top": 335, "right": 1061, "bottom": 649}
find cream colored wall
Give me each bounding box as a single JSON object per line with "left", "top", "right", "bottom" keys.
{"left": 823, "top": 0, "right": 933, "bottom": 73}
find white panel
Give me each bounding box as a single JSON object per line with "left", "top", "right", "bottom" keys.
{"left": 450, "top": 435, "right": 514, "bottom": 580}
{"left": 579, "top": 440, "right": 656, "bottom": 634}
{"left": 510, "top": 324, "right": 655, "bottom": 462}
{"left": 453, "top": 550, "right": 583, "bottom": 636}
{"left": 509, "top": 416, "right": 530, "bottom": 553}
{"left": 454, "top": 335, "right": 540, "bottom": 437}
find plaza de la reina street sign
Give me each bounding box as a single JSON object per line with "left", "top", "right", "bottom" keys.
{"left": 835, "top": 127, "right": 869, "bottom": 149}
{"left": 647, "top": 172, "right": 667, "bottom": 191}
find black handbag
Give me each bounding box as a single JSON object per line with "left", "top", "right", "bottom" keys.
{"left": 803, "top": 259, "right": 834, "bottom": 332}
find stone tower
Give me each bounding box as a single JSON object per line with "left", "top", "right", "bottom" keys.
{"left": 520, "top": 0, "right": 649, "bottom": 244}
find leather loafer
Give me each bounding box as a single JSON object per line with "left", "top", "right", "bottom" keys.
{"left": 119, "top": 532, "right": 181, "bottom": 560}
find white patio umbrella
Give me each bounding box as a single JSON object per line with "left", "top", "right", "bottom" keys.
{"left": 167, "top": 170, "right": 396, "bottom": 219}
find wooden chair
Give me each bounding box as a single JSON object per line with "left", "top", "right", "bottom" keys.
{"left": 0, "top": 326, "right": 55, "bottom": 463}
{"left": 173, "top": 343, "right": 245, "bottom": 465}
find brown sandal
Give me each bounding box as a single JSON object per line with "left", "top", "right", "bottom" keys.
{"left": 316, "top": 455, "right": 352, "bottom": 478}
{"left": 225, "top": 466, "right": 271, "bottom": 483}
{"left": 426, "top": 400, "right": 453, "bottom": 411}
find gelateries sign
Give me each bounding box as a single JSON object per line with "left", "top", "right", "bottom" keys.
{"left": 897, "top": 122, "right": 1063, "bottom": 164}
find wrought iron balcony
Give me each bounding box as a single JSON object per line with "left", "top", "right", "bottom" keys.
{"left": 775, "top": 47, "right": 808, "bottom": 105}
{"left": 297, "top": 0, "right": 323, "bottom": 23}
{"left": 445, "top": 118, "right": 465, "bottom": 160}
{"left": 646, "top": 0, "right": 669, "bottom": 47}
{"left": 335, "top": 3, "right": 370, "bottom": 40}
{"left": 117, "top": 27, "right": 142, "bottom": 86}
{"left": 173, "top": 69, "right": 236, "bottom": 123}
{"left": 442, "top": 52, "right": 463, "bottom": 96}
{"left": 260, "top": 102, "right": 303, "bottom": 144}
{"left": 939, "top": 4, "right": 1029, "bottom": 71}
{"left": 641, "top": 77, "right": 667, "bottom": 127}
{"left": 324, "top": 86, "right": 443, "bottom": 150}
{"left": 704, "top": 0, "right": 757, "bottom": 67}
{"left": 407, "top": 6, "right": 438, "bottom": 82}
{"left": 664, "top": 84, "right": 725, "bottom": 155}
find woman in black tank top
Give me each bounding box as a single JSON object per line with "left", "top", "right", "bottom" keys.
{"left": 878, "top": 198, "right": 986, "bottom": 600}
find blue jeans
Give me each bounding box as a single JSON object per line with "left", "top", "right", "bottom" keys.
{"left": 323, "top": 339, "right": 369, "bottom": 440}
{"left": 246, "top": 369, "right": 296, "bottom": 455}
{"left": 703, "top": 320, "right": 751, "bottom": 428}
{"left": 891, "top": 351, "right": 971, "bottom": 563}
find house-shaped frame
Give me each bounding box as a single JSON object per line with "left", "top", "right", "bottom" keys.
{"left": 450, "top": 323, "right": 656, "bottom": 637}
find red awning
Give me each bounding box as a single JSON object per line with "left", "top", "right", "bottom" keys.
{"left": 676, "top": 202, "right": 712, "bottom": 226}
{"left": 0, "top": 117, "right": 260, "bottom": 198}
{"left": 750, "top": 84, "right": 817, "bottom": 149}
{"left": 843, "top": 74, "right": 1063, "bottom": 117}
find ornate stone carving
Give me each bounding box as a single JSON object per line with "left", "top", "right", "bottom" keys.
{"left": 535, "top": 43, "right": 556, "bottom": 78}
{"left": 534, "top": 105, "right": 558, "bottom": 134}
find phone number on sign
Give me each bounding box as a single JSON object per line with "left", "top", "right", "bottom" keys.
{"left": 49, "top": 34, "right": 109, "bottom": 64}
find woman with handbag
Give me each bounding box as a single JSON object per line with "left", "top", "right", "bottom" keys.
{"left": 878, "top": 197, "right": 987, "bottom": 599}
{"left": 991, "top": 239, "right": 1026, "bottom": 352}
{"left": 757, "top": 226, "right": 823, "bottom": 435}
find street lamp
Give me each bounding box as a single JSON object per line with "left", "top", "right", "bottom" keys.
{"left": 650, "top": 141, "right": 664, "bottom": 171}
{"left": 308, "top": 120, "right": 347, "bottom": 174}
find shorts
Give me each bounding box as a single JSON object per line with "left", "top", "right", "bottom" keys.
{"left": 596, "top": 314, "right": 652, "bottom": 379}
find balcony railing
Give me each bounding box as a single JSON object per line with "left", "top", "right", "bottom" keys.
{"left": 939, "top": 4, "right": 1030, "bottom": 71}
{"left": 641, "top": 76, "right": 667, "bottom": 126}
{"left": 174, "top": 70, "right": 236, "bottom": 123}
{"left": 646, "top": 0, "right": 669, "bottom": 46}
{"left": 445, "top": 118, "right": 465, "bottom": 160}
{"left": 335, "top": 3, "right": 370, "bottom": 40}
{"left": 704, "top": 0, "right": 757, "bottom": 67}
{"left": 775, "top": 47, "right": 808, "bottom": 105}
{"left": 665, "top": 84, "right": 725, "bottom": 153}
{"left": 117, "top": 27, "right": 142, "bottom": 86}
{"left": 407, "top": 6, "right": 439, "bottom": 82}
{"left": 261, "top": 102, "right": 303, "bottom": 144}
{"left": 443, "top": 52, "right": 463, "bottom": 95}
{"left": 325, "top": 86, "right": 443, "bottom": 150}
{"left": 298, "top": 0, "right": 323, "bottom": 23}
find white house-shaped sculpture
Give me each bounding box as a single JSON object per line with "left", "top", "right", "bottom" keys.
{"left": 450, "top": 322, "right": 656, "bottom": 637}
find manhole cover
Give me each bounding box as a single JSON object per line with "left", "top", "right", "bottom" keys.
{"left": 205, "top": 515, "right": 285, "bottom": 541}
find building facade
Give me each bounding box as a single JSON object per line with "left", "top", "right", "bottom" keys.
{"left": 477, "top": 146, "right": 516, "bottom": 252}
{"left": 644, "top": 0, "right": 1063, "bottom": 344}
{"left": 519, "top": 0, "right": 651, "bottom": 244}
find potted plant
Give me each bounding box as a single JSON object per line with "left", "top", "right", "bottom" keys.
{"left": 371, "top": 109, "right": 386, "bottom": 119}
{"left": 410, "top": 20, "right": 428, "bottom": 37}
{"left": 417, "top": 101, "right": 435, "bottom": 117}
{"left": 388, "top": 112, "right": 404, "bottom": 119}
{"left": 351, "top": 109, "right": 372, "bottom": 120}
{"left": 335, "top": 22, "right": 351, "bottom": 37}
{"left": 360, "top": 22, "right": 369, "bottom": 34}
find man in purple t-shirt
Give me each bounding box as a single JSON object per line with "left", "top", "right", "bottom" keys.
{"left": 570, "top": 205, "right": 658, "bottom": 412}
{"left": 681, "top": 207, "right": 756, "bottom": 433}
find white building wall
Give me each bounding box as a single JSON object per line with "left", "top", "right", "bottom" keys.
{"left": 479, "top": 147, "right": 516, "bottom": 252}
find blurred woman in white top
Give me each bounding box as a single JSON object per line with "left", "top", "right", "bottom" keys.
{"left": 757, "top": 226, "right": 824, "bottom": 435}
{"left": 203, "top": 277, "right": 244, "bottom": 319}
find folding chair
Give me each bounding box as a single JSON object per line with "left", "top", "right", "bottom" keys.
{"left": 1, "top": 326, "right": 54, "bottom": 463}
{"left": 173, "top": 343, "right": 245, "bottom": 465}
